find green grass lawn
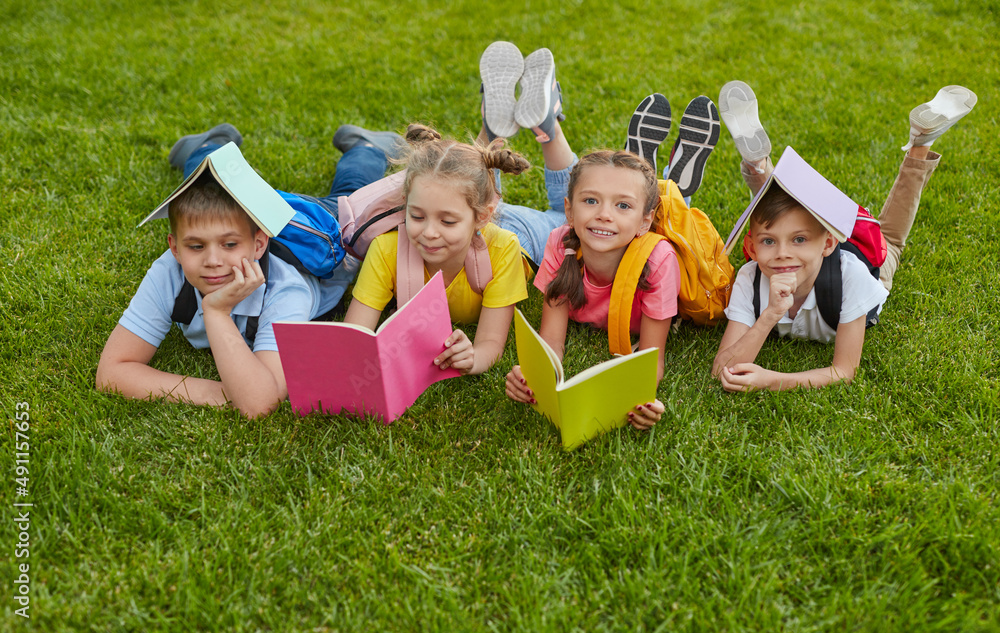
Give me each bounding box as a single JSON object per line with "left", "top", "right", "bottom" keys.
{"left": 2, "top": 0, "right": 999, "bottom": 631}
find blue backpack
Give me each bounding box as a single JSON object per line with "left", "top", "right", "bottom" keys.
{"left": 269, "top": 191, "right": 347, "bottom": 279}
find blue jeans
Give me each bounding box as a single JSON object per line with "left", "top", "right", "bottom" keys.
{"left": 184, "top": 143, "right": 389, "bottom": 216}
{"left": 492, "top": 155, "right": 577, "bottom": 264}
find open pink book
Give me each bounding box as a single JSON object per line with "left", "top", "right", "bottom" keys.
{"left": 274, "top": 271, "right": 461, "bottom": 422}
{"left": 723, "top": 146, "right": 862, "bottom": 256}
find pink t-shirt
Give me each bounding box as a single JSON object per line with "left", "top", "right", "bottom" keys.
{"left": 533, "top": 226, "right": 680, "bottom": 333}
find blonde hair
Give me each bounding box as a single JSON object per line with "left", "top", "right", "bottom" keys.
{"left": 545, "top": 150, "right": 659, "bottom": 310}
{"left": 399, "top": 124, "right": 531, "bottom": 225}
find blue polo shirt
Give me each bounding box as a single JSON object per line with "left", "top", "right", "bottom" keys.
{"left": 119, "top": 250, "right": 358, "bottom": 353}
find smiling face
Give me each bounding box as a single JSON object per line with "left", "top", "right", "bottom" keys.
{"left": 404, "top": 175, "right": 486, "bottom": 276}
{"left": 746, "top": 205, "right": 838, "bottom": 291}
{"left": 168, "top": 215, "right": 267, "bottom": 296}
{"left": 564, "top": 164, "right": 652, "bottom": 259}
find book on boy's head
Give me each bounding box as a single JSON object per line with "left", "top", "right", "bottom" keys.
{"left": 139, "top": 142, "right": 295, "bottom": 238}
{"left": 273, "top": 271, "right": 461, "bottom": 423}
{"left": 514, "top": 309, "right": 658, "bottom": 452}
{"left": 723, "top": 146, "right": 862, "bottom": 256}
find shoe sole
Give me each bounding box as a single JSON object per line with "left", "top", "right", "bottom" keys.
{"left": 168, "top": 123, "right": 242, "bottom": 170}
{"left": 666, "top": 96, "right": 720, "bottom": 198}
{"left": 910, "top": 85, "right": 977, "bottom": 135}
{"left": 514, "top": 48, "right": 556, "bottom": 135}
{"left": 480, "top": 42, "right": 523, "bottom": 139}
{"left": 718, "top": 80, "right": 771, "bottom": 163}
{"left": 625, "top": 93, "right": 671, "bottom": 171}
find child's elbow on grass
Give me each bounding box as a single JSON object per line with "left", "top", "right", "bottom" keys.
{"left": 94, "top": 362, "right": 120, "bottom": 395}
{"left": 237, "top": 400, "right": 281, "bottom": 420}
{"left": 228, "top": 388, "right": 286, "bottom": 419}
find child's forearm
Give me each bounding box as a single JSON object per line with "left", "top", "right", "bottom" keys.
{"left": 96, "top": 326, "right": 230, "bottom": 406}
{"left": 712, "top": 314, "right": 780, "bottom": 377}
{"left": 203, "top": 310, "right": 285, "bottom": 418}
{"left": 759, "top": 365, "right": 855, "bottom": 391}
{"left": 469, "top": 338, "right": 505, "bottom": 375}
{"left": 97, "top": 361, "right": 229, "bottom": 406}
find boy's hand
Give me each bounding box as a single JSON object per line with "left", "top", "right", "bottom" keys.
{"left": 628, "top": 398, "right": 664, "bottom": 430}
{"left": 435, "top": 329, "right": 475, "bottom": 374}
{"left": 504, "top": 365, "right": 534, "bottom": 404}
{"left": 720, "top": 363, "right": 776, "bottom": 392}
{"left": 765, "top": 272, "right": 797, "bottom": 317}
{"left": 201, "top": 258, "right": 266, "bottom": 315}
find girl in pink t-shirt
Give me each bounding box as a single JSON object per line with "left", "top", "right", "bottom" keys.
{"left": 505, "top": 150, "right": 681, "bottom": 429}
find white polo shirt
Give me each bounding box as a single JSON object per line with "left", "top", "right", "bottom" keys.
{"left": 725, "top": 249, "right": 889, "bottom": 343}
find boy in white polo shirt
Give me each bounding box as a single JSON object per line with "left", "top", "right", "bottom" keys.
{"left": 712, "top": 83, "right": 976, "bottom": 391}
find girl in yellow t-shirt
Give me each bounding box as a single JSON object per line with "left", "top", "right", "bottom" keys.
{"left": 345, "top": 124, "right": 530, "bottom": 376}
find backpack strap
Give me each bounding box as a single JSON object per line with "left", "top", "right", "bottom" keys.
{"left": 608, "top": 232, "right": 666, "bottom": 356}
{"left": 241, "top": 250, "right": 269, "bottom": 348}
{"left": 814, "top": 244, "right": 842, "bottom": 332}
{"left": 463, "top": 230, "right": 494, "bottom": 295}
{"left": 170, "top": 250, "right": 269, "bottom": 347}
{"left": 753, "top": 250, "right": 842, "bottom": 332}
{"left": 752, "top": 265, "right": 762, "bottom": 322}
{"left": 171, "top": 280, "right": 198, "bottom": 325}
{"left": 395, "top": 228, "right": 426, "bottom": 307}
{"left": 394, "top": 228, "right": 494, "bottom": 307}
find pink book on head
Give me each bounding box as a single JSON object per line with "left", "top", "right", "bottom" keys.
{"left": 273, "top": 271, "right": 461, "bottom": 423}
{"left": 723, "top": 146, "right": 862, "bottom": 256}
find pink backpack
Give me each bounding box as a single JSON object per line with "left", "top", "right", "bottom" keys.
{"left": 338, "top": 171, "right": 493, "bottom": 306}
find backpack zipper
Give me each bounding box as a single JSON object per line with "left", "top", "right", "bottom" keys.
{"left": 288, "top": 219, "right": 335, "bottom": 254}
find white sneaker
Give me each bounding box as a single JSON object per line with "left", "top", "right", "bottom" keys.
{"left": 718, "top": 80, "right": 771, "bottom": 163}
{"left": 902, "top": 85, "right": 977, "bottom": 150}
{"left": 514, "top": 48, "right": 563, "bottom": 143}
{"left": 480, "top": 41, "right": 524, "bottom": 140}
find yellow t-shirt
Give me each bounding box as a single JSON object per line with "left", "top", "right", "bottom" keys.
{"left": 351, "top": 223, "right": 529, "bottom": 323}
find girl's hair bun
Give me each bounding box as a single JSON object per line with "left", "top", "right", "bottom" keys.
{"left": 405, "top": 123, "right": 443, "bottom": 145}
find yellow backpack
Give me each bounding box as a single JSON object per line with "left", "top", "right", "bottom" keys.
{"left": 608, "top": 179, "right": 734, "bottom": 355}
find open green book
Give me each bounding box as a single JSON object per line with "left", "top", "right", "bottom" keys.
{"left": 514, "top": 310, "right": 658, "bottom": 451}
{"left": 139, "top": 141, "right": 294, "bottom": 237}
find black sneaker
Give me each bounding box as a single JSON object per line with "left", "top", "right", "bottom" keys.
{"left": 666, "top": 96, "right": 720, "bottom": 197}
{"left": 625, "top": 93, "right": 671, "bottom": 171}
{"left": 168, "top": 123, "right": 242, "bottom": 170}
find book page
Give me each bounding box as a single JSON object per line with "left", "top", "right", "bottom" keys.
{"left": 377, "top": 271, "right": 462, "bottom": 419}
{"left": 556, "top": 347, "right": 658, "bottom": 451}
{"left": 514, "top": 310, "right": 564, "bottom": 430}
{"left": 205, "top": 143, "right": 295, "bottom": 237}
{"left": 139, "top": 158, "right": 212, "bottom": 226}
{"left": 723, "top": 146, "right": 859, "bottom": 254}
{"left": 273, "top": 322, "right": 386, "bottom": 418}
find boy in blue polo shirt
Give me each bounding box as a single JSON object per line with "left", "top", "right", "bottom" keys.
{"left": 96, "top": 124, "right": 401, "bottom": 417}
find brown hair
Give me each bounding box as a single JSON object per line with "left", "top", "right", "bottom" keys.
{"left": 545, "top": 150, "right": 659, "bottom": 310}
{"left": 399, "top": 123, "right": 531, "bottom": 225}
{"left": 749, "top": 185, "right": 810, "bottom": 230}
{"left": 168, "top": 173, "right": 257, "bottom": 236}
